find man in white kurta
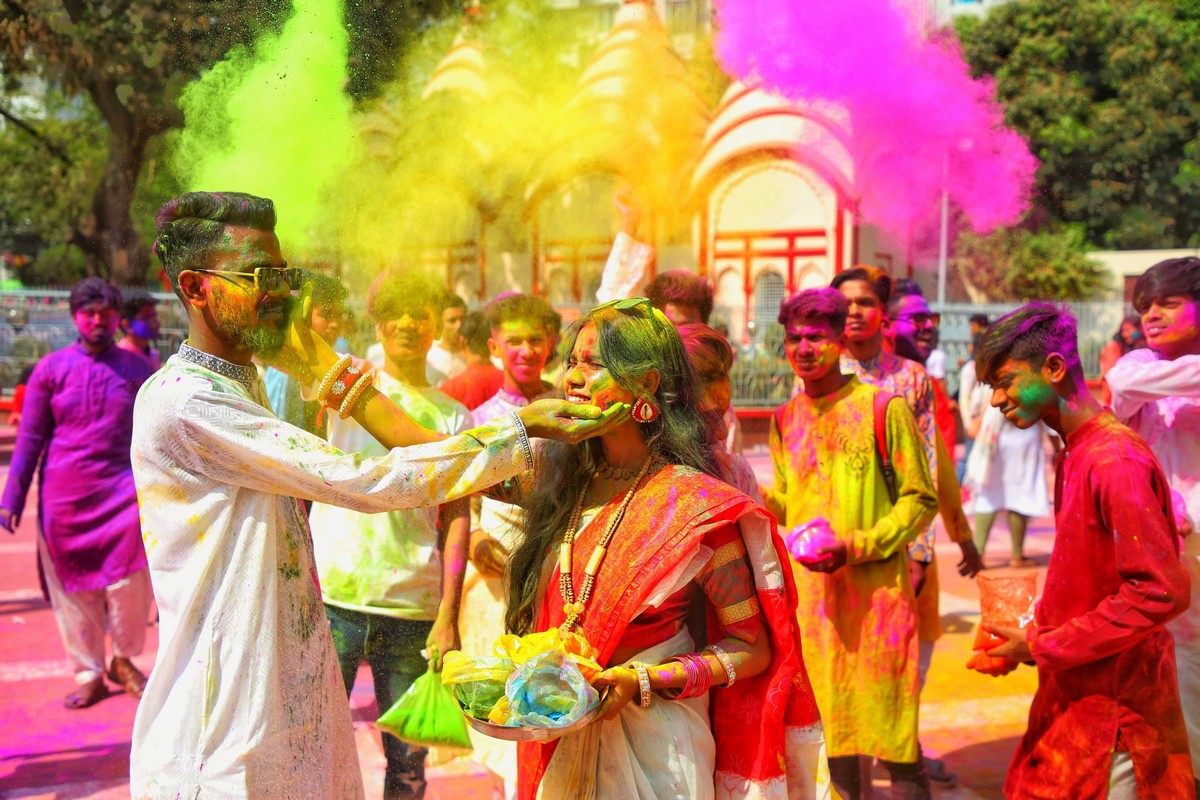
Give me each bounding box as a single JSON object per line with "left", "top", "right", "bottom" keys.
{"left": 133, "top": 190, "right": 625, "bottom": 799}
{"left": 129, "top": 345, "right": 536, "bottom": 798}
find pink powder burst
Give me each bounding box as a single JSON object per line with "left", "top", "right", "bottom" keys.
{"left": 713, "top": 0, "right": 1037, "bottom": 238}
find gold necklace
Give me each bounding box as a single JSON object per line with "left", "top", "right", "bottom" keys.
{"left": 559, "top": 455, "right": 657, "bottom": 633}
{"left": 594, "top": 460, "right": 639, "bottom": 480}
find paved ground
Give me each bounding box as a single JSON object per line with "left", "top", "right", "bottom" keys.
{"left": 0, "top": 444, "right": 1049, "bottom": 799}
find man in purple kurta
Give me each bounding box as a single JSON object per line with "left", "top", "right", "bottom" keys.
{"left": 0, "top": 278, "right": 157, "bottom": 709}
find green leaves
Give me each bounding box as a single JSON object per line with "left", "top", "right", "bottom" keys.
{"left": 957, "top": 0, "right": 1200, "bottom": 249}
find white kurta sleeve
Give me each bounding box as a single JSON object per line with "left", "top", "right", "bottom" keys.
{"left": 1107, "top": 349, "right": 1200, "bottom": 422}
{"left": 595, "top": 232, "right": 655, "bottom": 304}
{"left": 169, "top": 389, "right": 531, "bottom": 513}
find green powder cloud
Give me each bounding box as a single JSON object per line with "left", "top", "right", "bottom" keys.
{"left": 173, "top": 0, "right": 359, "bottom": 252}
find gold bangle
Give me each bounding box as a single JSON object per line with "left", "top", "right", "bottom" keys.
{"left": 629, "top": 661, "right": 652, "bottom": 708}
{"left": 706, "top": 644, "right": 736, "bottom": 687}
{"left": 316, "top": 355, "right": 352, "bottom": 405}
{"left": 338, "top": 373, "right": 372, "bottom": 419}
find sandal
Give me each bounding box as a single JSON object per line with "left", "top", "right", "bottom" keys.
{"left": 1009, "top": 556, "right": 1038, "bottom": 569}
{"left": 107, "top": 656, "right": 148, "bottom": 699}
{"left": 64, "top": 678, "right": 108, "bottom": 710}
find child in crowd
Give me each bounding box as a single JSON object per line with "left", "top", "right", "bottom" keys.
{"left": 308, "top": 268, "right": 473, "bottom": 800}
{"left": 979, "top": 302, "right": 1192, "bottom": 799}
{"left": 765, "top": 287, "right": 938, "bottom": 800}
{"left": 426, "top": 291, "right": 467, "bottom": 384}
{"left": 439, "top": 310, "right": 503, "bottom": 411}
{"left": 1106, "top": 257, "right": 1200, "bottom": 795}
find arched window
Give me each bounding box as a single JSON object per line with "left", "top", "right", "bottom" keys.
{"left": 751, "top": 270, "right": 786, "bottom": 345}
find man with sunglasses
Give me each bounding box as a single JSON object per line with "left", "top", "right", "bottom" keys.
{"left": 129, "top": 191, "right": 629, "bottom": 800}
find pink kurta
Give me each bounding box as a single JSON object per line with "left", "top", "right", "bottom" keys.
{"left": 2, "top": 342, "right": 156, "bottom": 592}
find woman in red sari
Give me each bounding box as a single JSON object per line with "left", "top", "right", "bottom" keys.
{"left": 505, "top": 299, "right": 829, "bottom": 800}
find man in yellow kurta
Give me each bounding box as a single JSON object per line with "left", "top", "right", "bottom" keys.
{"left": 763, "top": 288, "right": 938, "bottom": 800}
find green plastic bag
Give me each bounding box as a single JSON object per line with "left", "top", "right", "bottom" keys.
{"left": 376, "top": 667, "right": 472, "bottom": 749}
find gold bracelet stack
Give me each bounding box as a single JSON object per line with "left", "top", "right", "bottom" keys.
{"left": 706, "top": 644, "right": 736, "bottom": 687}
{"left": 337, "top": 373, "right": 372, "bottom": 419}
{"left": 629, "top": 661, "right": 653, "bottom": 708}
{"left": 316, "top": 355, "right": 353, "bottom": 405}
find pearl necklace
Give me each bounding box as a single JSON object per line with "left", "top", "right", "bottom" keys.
{"left": 559, "top": 455, "right": 658, "bottom": 633}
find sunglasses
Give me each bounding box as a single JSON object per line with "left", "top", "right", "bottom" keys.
{"left": 194, "top": 266, "right": 304, "bottom": 293}
{"left": 897, "top": 312, "right": 941, "bottom": 327}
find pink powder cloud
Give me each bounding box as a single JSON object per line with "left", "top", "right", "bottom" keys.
{"left": 713, "top": 0, "right": 1037, "bottom": 239}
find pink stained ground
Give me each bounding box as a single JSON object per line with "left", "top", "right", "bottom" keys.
{"left": 0, "top": 430, "right": 1042, "bottom": 799}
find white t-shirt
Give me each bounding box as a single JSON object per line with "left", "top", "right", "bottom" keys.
{"left": 309, "top": 372, "right": 472, "bottom": 619}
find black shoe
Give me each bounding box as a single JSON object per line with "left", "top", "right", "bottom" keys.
{"left": 925, "top": 756, "right": 957, "bottom": 787}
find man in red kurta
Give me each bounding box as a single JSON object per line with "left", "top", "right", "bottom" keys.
{"left": 976, "top": 302, "right": 1193, "bottom": 799}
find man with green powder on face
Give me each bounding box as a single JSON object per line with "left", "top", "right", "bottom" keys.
{"left": 977, "top": 302, "right": 1192, "bottom": 799}
{"left": 128, "top": 191, "right": 629, "bottom": 799}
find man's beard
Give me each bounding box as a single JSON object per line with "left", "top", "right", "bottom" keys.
{"left": 212, "top": 293, "right": 290, "bottom": 356}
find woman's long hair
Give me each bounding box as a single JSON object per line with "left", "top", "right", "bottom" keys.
{"left": 504, "top": 301, "right": 719, "bottom": 635}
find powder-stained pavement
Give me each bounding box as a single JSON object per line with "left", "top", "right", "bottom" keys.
{"left": 0, "top": 443, "right": 1047, "bottom": 799}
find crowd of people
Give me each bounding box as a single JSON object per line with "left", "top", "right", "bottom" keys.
{"left": 1, "top": 189, "right": 1197, "bottom": 800}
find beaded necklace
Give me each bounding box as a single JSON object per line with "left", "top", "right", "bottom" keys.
{"left": 559, "top": 454, "right": 657, "bottom": 633}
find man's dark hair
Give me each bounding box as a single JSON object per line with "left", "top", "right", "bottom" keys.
{"left": 153, "top": 192, "right": 277, "bottom": 300}
{"left": 483, "top": 293, "right": 561, "bottom": 334}
{"left": 304, "top": 270, "right": 349, "bottom": 311}
{"left": 644, "top": 269, "right": 714, "bottom": 324}
{"left": 460, "top": 310, "right": 492, "bottom": 358}
{"left": 442, "top": 292, "right": 468, "bottom": 314}
{"left": 975, "top": 302, "right": 1082, "bottom": 384}
{"left": 69, "top": 277, "right": 122, "bottom": 315}
{"left": 366, "top": 267, "right": 444, "bottom": 324}
{"left": 831, "top": 265, "right": 892, "bottom": 307}
{"left": 888, "top": 278, "right": 926, "bottom": 315}
{"left": 1132, "top": 257, "right": 1200, "bottom": 314}
{"left": 120, "top": 289, "right": 157, "bottom": 321}
{"left": 778, "top": 287, "right": 850, "bottom": 334}
{"left": 969, "top": 313, "right": 990, "bottom": 327}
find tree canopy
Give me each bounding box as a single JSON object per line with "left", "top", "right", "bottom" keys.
{"left": 956, "top": 0, "right": 1200, "bottom": 249}
{"left": 0, "top": 0, "right": 457, "bottom": 286}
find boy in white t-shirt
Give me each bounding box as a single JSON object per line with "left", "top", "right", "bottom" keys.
{"left": 309, "top": 268, "right": 473, "bottom": 800}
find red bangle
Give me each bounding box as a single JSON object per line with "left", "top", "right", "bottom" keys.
{"left": 324, "top": 361, "right": 363, "bottom": 409}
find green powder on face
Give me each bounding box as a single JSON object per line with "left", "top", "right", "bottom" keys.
{"left": 172, "top": 0, "right": 360, "bottom": 253}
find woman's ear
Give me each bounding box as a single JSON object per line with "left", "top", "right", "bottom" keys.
{"left": 641, "top": 368, "right": 661, "bottom": 396}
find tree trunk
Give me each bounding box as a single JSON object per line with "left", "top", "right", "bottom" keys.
{"left": 70, "top": 130, "right": 151, "bottom": 286}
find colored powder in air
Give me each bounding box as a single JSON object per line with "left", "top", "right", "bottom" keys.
{"left": 332, "top": 3, "right": 711, "bottom": 276}
{"left": 172, "top": 0, "right": 359, "bottom": 252}
{"left": 712, "top": 0, "right": 1037, "bottom": 238}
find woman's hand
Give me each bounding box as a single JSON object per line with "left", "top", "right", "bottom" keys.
{"left": 0, "top": 507, "right": 18, "bottom": 534}
{"left": 592, "top": 666, "right": 641, "bottom": 721}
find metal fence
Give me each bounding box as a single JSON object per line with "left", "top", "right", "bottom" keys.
{"left": 0, "top": 289, "right": 188, "bottom": 390}
{"left": 0, "top": 288, "right": 1127, "bottom": 407}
